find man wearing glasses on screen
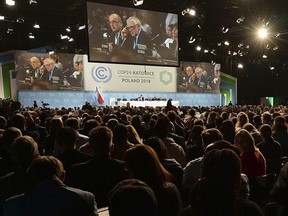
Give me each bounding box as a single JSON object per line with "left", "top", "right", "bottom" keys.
{"left": 108, "top": 13, "right": 124, "bottom": 52}
{"left": 121, "top": 16, "right": 153, "bottom": 54}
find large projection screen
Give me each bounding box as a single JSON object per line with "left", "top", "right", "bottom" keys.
{"left": 87, "top": 2, "right": 179, "bottom": 67}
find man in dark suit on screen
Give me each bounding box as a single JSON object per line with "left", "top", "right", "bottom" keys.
{"left": 43, "top": 57, "right": 64, "bottom": 85}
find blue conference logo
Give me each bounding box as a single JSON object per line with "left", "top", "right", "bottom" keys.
{"left": 160, "top": 70, "right": 172, "bottom": 85}
{"left": 91, "top": 66, "right": 112, "bottom": 83}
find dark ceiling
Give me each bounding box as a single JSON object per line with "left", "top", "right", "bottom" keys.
{"left": 2, "top": 0, "right": 288, "bottom": 101}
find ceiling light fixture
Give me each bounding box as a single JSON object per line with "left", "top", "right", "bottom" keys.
{"left": 196, "top": 46, "right": 202, "bottom": 51}
{"left": 33, "top": 23, "right": 40, "bottom": 29}
{"left": 28, "top": 33, "right": 35, "bottom": 39}
{"left": 77, "top": 24, "right": 86, "bottom": 30}
{"left": 133, "top": 0, "right": 144, "bottom": 6}
{"left": 6, "top": 0, "right": 15, "bottom": 6}
{"left": 188, "top": 36, "right": 196, "bottom": 44}
{"left": 262, "top": 54, "right": 267, "bottom": 58}
{"left": 237, "top": 63, "right": 243, "bottom": 69}
{"left": 0, "top": 16, "right": 4, "bottom": 20}
{"left": 258, "top": 27, "right": 268, "bottom": 39}
{"left": 222, "top": 27, "right": 229, "bottom": 33}
{"left": 66, "top": 27, "right": 71, "bottom": 32}
{"left": 224, "top": 41, "right": 230, "bottom": 46}
{"left": 29, "top": 0, "right": 37, "bottom": 4}
{"left": 60, "top": 34, "right": 68, "bottom": 40}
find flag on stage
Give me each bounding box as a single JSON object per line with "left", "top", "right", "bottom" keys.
{"left": 96, "top": 86, "right": 104, "bottom": 105}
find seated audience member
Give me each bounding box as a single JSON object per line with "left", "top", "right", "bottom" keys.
{"left": 0, "top": 127, "right": 22, "bottom": 176}
{"left": 111, "top": 124, "right": 134, "bottom": 161}
{"left": 12, "top": 113, "right": 39, "bottom": 142}
{"left": 126, "top": 125, "right": 142, "bottom": 145}
{"left": 272, "top": 115, "right": 288, "bottom": 157}
{"left": 56, "top": 127, "right": 92, "bottom": 181}
{"left": 108, "top": 179, "right": 157, "bottom": 216}
{"left": 179, "top": 149, "right": 263, "bottom": 216}
{"left": 167, "top": 110, "right": 186, "bottom": 140}
{"left": 0, "top": 116, "right": 7, "bottom": 137}
{"left": 68, "top": 126, "right": 128, "bottom": 208}
{"left": 3, "top": 156, "right": 98, "bottom": 216}
{"left": 270, "top": 162, "right": 288, "bottom": 216}
{"left": 220, "top": 119, "right": 236, "bottom": 144}
{"left": 235, "top": 129, "right": 266, "bottom": 177}
{"left": 0, "top": 136, "right": 39, "bottom": 214}
{"left": 65, "top": 117, "right": 89, "bottom": 150}
{"left": 243, "top": 123, "right": 263, "bottom": 145}
{"left": 258, "top": 124, "right": 282, "bottom": 160}
{"left": 154, "top": 117, "right": 186, "bottom": 167}
{"left": 185, "top": 125, "right": 204, "bottom": 161}
{"left": 125, "top": 145, "right": 182, "bottom": 216}
{"left": 144, "top": 137, "right": 183, "bottom": 191}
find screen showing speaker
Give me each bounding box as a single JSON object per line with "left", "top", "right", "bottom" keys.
{"left": 87, "top": 2, "right": 179, "bottom": 66}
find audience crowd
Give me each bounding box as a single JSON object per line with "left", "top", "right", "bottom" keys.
{"left": 2, "top": 99, "right": 288, "bottom": 215}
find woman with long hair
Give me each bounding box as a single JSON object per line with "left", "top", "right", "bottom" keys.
{"left": 125, "top": 145, "right": 182, "bottom": 216}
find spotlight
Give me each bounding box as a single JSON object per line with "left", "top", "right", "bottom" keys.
{"left": 196, "top": 46, "right": 202, "bottom": 51}
{"left": 7, "top": 28, "right": 14, "bottom": 34}
{"left": 188, "top": 36, "right": 196, "bottom": 44}
{"left": 16, "top": 18, "right": 25, "bottom": 23}
{"left": 6, "top": 0, "right": 15, "bottom": 6}
{"left": 0, "top": 16, "right": 4, "bottom": 20}
{"left": 224, "top": 41, "right": 230, "bottom": 46}
{"left": 204, "top": 49, "right": 209, "bottom": 53}
{"left": 28, "top": 33, "right": 35, "bottom": 39}
{"left": 222, "top": 27, "right": 229, "bottom": 33}
{"left": 236, "top": 16, "right": 245, "bottom": 24}
{"left": 68, "top": 38, "right": 74, "bottom": 42}
{"left": 133, "top": 0, "right": 144, "bottom": 6}
{"left": 273, "top": 45, "right": 279, "bottom": 51}
{"left": 60, "top": 34, "right": 68, "bottom": 40}
{"left": 237, "top": 63, "right": 243, "bottom": 69}
{"left": 77, "top": 24, "right": 86, "bottom": 30}
{"left": 66, "top": 27, "right": 71, "bottom": 32}
{"left": 29, "top": 0, "right": 37, "bottom": 4}
{"left": 33, "top": 23, "right": 40, "bottom": 29}
{"left": 189, "top": 9, "right": 196, "bottom": 16}
{"left": 258, "top": 27, "right": 268, "bottom": 39}
{"left": 262, "top": 54, "right": 267, "bottom": 59}
{"left": 270, "top": 66, "right": 275, "bottom": 70}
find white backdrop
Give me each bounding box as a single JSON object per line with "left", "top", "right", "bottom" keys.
{"left": 84, "top": 56, "right": 177, "bottom": 92}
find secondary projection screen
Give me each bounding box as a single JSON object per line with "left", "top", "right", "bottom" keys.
{"left": 86, "top": 2, "right": 179, "bottom": 67}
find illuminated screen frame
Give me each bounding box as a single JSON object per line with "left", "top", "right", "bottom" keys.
{"left": 86, "top": 1, "right": 179, "bottom": 67}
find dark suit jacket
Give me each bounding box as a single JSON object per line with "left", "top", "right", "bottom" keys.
{"left": 67, "top": 156, "right": 128, "bottom": 208}
{"left": 3, "top": 179, "right": 98, "bottom": 216}
{"left": 136, "top": 29, "right": 153, "bottom": 50}
{"left": 44, "top": 66, "right": 63, "bottom": 84}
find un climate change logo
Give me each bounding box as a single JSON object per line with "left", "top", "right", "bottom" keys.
{"left": 160, "top": 70, "right": 172, "bottom": 85}
{"left": 91, "top": 66, "right": 112, "bottom": 83}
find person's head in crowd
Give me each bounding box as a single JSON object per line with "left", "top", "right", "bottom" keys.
{"left": 153, "top": 116, "right": 171, "bottom": 139}
{"left": 49, "top": 116, "right": 64, "bottom": 139}
{"left": 43, "top": 57, "right": 55, "bottom": 72}
{"left": 272, "top": 115, "right": 287, "bottom": 131}
{"left": 192, "top": 118, "right": 205, "bottom": 127}
{"left": 27, "top": 156, "right": 65, "bottom": 187}
{"left": 167, "top": 110, "right": 177, "bottom": 123}
{"left": 220, "top": 111, "right": 229, "bottom": 121}
{"left": 10, "top": 135, "right": 39, "bottom": 169}
{"left": 89, "top": 126, "right": 113, "bottom": 157}
{"left": 1, "top": 127, "right": 22, "bottom": 153}
{"left": 201, "top": 128, "right": 223, "bottom": 149}
{"left": 126, "top": 16, "right": 142, "bottom": 37}
{"left": 109, "top": 13, "right": 123, "bottom": 32}
{"left": 108, "top": 179, "right": 157, "bottom": 216}
{"left": 242, "top": 123, "right": 259, "bottom": 134}
{"left": 206, "top": 111, "right": 217, "bottom": 125}
{"left": 259, "top": 124, "right": 272, "bottom": 141}
{"left": 205, "top": 140, "right": 240, "bottom": 156}
{"left": 189, "top": 125, "right": 204, "bottom": 145}
{"left": 220, "top": 120, "right": 236, "bottom": 144}
{"left": 0, "top": 116, "right": 7, "bottom": 129}
{"left": 125, "top": 144, "right": 170, "bottom": 189}
{"left": 234, "top": 129, "right": 256, "bottom": 153}
{"left": 29, "top": 56, "right": 42, "bottom": 70}
{"left": 144, "top": 137, "right": 168, "bottom": 160}
{"left": 189, "top": 148, "right": 241, "bottom": 215}
{"left": 12, "top": 113, "right": 26, "bottom": 131}
{"left": 65, "top": 117, "right": 80, "bottom": 130}
{"left": 113, "top": 123, "right": 128, "bottom": 144}
{"left": 126, "top": 125, "right": 142, "bottom": 144}
{"left": 107, "top": 118, "right": 119, "bottom": 131}
{"left": 235, "top": 112, "right": 249, "bottom": 130}
{"left": 82, "top": 119, "right": 100, "bottom": 136}
{"left": 262, "top": 111, "right": 272, "bottom": 125}
{"left": 56, "top": 127, "right": 78, "bottom": 150}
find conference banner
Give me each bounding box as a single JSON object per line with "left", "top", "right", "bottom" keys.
{"left": 84, "top": 55, "right": 177, "bottom": 92}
